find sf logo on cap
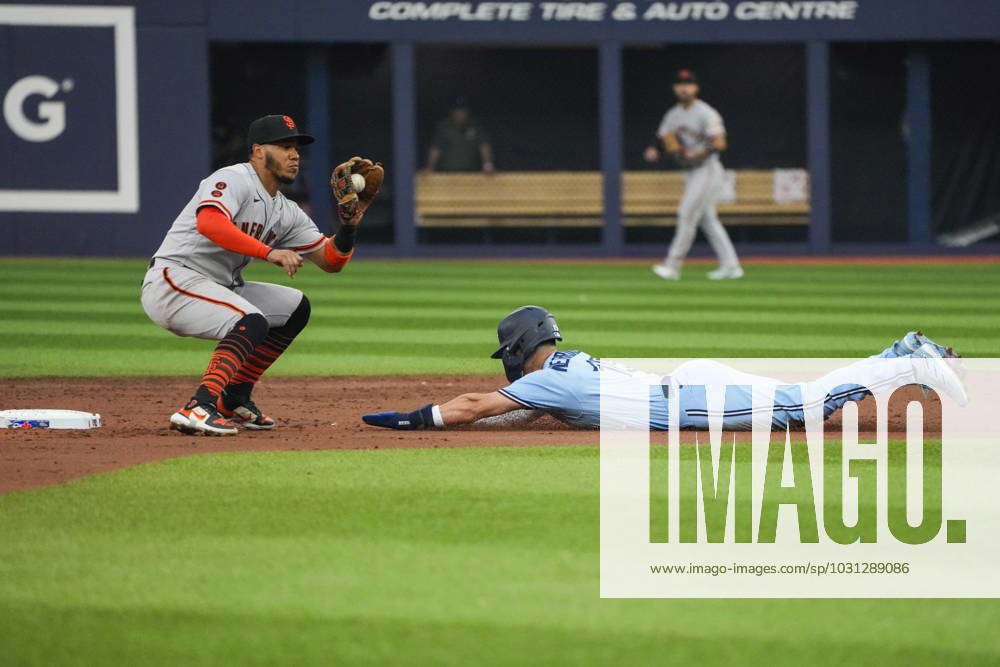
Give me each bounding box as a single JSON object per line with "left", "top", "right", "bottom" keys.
{"left": 282, "top": 115, "right": 296, "bottom": 130}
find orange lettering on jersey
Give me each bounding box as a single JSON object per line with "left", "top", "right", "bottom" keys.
{"left": 240, "top": 222, "right": 251, "bottom": 233}
{"left": 250, "top": 223, "right": 264, "bottom": 239}
{"left": 264, "top": 230, "right": 277, "bottom": 245}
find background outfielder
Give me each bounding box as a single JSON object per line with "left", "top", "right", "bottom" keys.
{"left": 644, "top": 70, "right": 743, "bottom": 281}
{"left": 141, "top": 114, "right": 383, "bottom": 435}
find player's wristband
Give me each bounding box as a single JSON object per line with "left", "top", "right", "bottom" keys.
{"left": 408, "top": 403, "right": 441, "bottom": 428}
{"left": 323, "top": 237, "right": 354, "bottom": 272}
{"left": 403, "top": 404, "right": 440, "bottom": 429}
{"left": 333, "top": 223, "right": 357, "bottom": 253}
{"left": 361, "top": 403, "right": 439, "bottom": 430}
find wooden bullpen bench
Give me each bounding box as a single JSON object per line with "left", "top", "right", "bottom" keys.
{"left": 415, "top": 171, "right": 809, "bottom": 227}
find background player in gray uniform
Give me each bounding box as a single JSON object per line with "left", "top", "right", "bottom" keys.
{"left": 141, "top": 114, "right": 382, "bottom": 435}
{"left": 643, "top": 70, "right": 743, "bottom": 281}
{"left": 360, "top": 307, "right": 967, "bottom": 431}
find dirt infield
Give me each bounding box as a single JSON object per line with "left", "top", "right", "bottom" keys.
{"left": 0, "top": 377, "right": 933, "bottom": 494}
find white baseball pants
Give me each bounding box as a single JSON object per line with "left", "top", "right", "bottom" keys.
{"left": 664, "top": 159, "right": 741, "bottom": 270}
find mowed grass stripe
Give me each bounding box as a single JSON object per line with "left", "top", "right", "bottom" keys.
{"left": 0, "top": 256, "right": 920, "bottom": 274}
{"left": 0, "top": 348, "right": 488, "bottom": 376}
{"left": 193, "top": 268, "right": 988, "bottom": 291}
{"left": 6, "top": 264, "right": 997, "bottom": 292}
{"left": 2, "top": 314, "right": 998, "bottom": 343}
{"left": 3, "top": 290, "right": 997, "bottom": 321}
{"left": 5, "top": 333, "right": 842, "bottom": 356}
{"left": 4, "top": 304, "right": 997, "bottom": 341}
{"left": 4, "top": 340, "right": 996, "bottom": 378}
{"left": 2, "top": 319, "right": 995, "bottom": 353}
{"left": 3, "top": 265, "right": 997, "bottom": 303}
{"left": 4, "top": 259, "right": 997, "bottom": 289}
{"left": 6, "top": 284, "right": 998, "bottom": 327}
{"left": 0, "top": 302, "right": 990, "bottom": 333}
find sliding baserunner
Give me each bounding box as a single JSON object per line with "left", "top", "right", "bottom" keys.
{"left": 362, "top": 306, "right": 967, "bottom": 431}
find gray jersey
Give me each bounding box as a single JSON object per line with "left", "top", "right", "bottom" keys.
{"left": 656, "top": 99, "right": 726, "bottom": 169}
{"left": 152, "top": 163, "right": 326, "bottom": 287}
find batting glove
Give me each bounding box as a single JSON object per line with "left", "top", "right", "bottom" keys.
{"left": 362, "top": 403, "right": 436, "bottom": 430}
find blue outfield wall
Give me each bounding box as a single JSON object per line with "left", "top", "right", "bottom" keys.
{"left": 1, "top": 0, "right": 1000, "bottom": 257}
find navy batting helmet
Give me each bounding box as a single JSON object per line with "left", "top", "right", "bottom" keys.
{"left": 490, "top": 306, "right": 562, "bottom": 382}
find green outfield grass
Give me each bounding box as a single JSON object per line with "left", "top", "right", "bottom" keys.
{"left": 2, "top": 257, "right": 999, "bottom": 665}
{"left": 0, "top": 257, "right": 998, "bottom": 377}
{"left": 3, "top": 445, "right": 998, "bottom": 666}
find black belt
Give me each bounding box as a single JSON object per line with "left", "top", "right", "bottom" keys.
{"left": 148, "top": 258, "right": 181, "bottom": 270}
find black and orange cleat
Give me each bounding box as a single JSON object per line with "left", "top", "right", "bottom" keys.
{"left": 170, "top": 399, "right": 238, "bottom": 436}
{"left": 217, "top": 396, "right": 276, "bottom": 431}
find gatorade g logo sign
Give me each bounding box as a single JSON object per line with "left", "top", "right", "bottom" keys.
{"left": 3, "top": 75, "right": 72, "bottom": 142}
{"left": 0, "top": 5, "right": 137, "bottom": 212}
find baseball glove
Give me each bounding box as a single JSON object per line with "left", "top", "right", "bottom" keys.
{"left": 673, "top": 148, "right": 710, "bottom": 169}
{"left": 671, "top": 149, "right": 694, "bottom": 169}
{"left": 331, "top": 156, "right": 384, "bottom": 223}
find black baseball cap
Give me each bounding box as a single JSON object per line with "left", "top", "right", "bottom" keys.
{"left": 674, "top": 69, "right": 698, "bottom": 84}
{"left": 247, "top": 115, "right": 315, "bottom": 148}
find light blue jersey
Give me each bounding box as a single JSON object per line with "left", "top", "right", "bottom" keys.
{"left": 498, "top": 350, "right": 671, "bottom": 430}
{"left": 497, "top": 341, "right": 917, "bottom": 431}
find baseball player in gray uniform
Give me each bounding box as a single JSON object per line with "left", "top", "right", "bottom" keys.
{"left": 644, "top": 69, "right": 743, "bottom": 280}
{"left": 141, "top": 114, "right": 383, "bottom": 435}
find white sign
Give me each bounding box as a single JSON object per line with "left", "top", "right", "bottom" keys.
{"left": 773, "top": 168, "right": 809, "bottom": 203}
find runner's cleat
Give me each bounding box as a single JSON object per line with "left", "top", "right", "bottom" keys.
{"left": 910, "top": 342, "right": 969, "bottom": 406}
{"left": 897, "top": 331, "right": 961, "bottom": 358}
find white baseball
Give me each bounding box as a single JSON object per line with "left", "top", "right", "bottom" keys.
{"left": 351, "top": 173, "right": 366, "bottom": 191}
